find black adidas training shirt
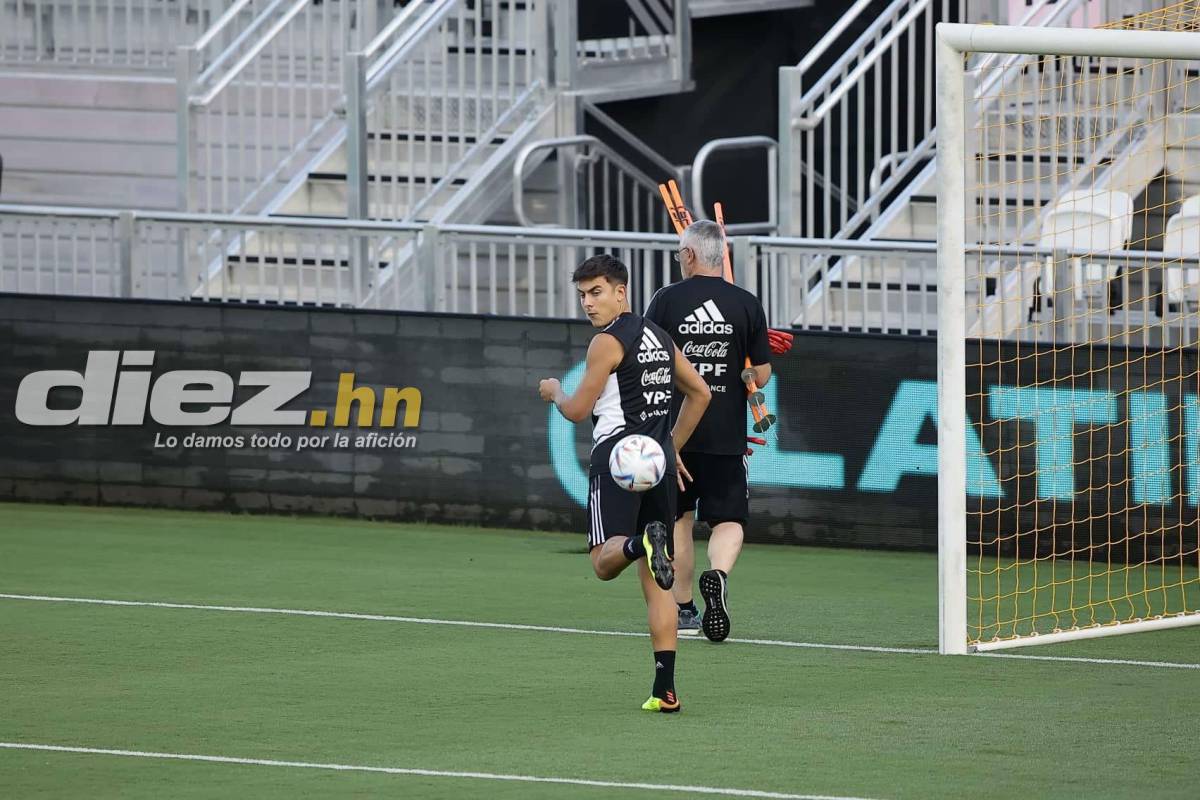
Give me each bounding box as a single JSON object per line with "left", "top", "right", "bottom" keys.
{"left": 645, "top": 276, "right": 771, "bottom": 456}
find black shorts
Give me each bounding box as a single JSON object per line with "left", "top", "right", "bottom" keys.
{"left": 676, "top": 453, "right": 749, "bottom": 526}
{"left": 586, "top": 473, "right": 677, "bottom": 550}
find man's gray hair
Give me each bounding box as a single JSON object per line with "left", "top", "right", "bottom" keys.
{"left": 680, "top": 219, "right": 725, "bottom": 270}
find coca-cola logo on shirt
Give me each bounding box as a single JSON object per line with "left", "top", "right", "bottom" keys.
{"left": 681, "top": 340, "right": 730, "bottom": 359}
{"left": 641, "top": 366, "right": 672, "bottom": 387}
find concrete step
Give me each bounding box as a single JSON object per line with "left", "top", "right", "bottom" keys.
{"left": 315, "top": 133, "right": 503, "bottom": 176}
{"left": 0, "top": 72, "right": 176, "bottom": 110}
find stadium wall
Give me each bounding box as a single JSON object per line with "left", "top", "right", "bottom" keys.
{"left": 2, "top": 294, "right": 1196, "bottom": 558}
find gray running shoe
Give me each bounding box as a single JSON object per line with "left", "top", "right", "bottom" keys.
{"left": 699, "top": 569, "right": 730, "bottom": 642}
{"left": 677, "top": 607, "right": 702, "bottom": 635}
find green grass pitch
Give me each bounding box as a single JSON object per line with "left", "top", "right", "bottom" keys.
{"left": 1, "top": 502, "right": 1197, "bottom": 799}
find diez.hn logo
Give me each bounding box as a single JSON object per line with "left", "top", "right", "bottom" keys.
{"left": 14, "top": 350, "right": 422, "bottom": 430}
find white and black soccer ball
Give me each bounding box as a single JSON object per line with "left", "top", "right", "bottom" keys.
{"left": 608, "top": 434, "right": 666, "bottom": 493}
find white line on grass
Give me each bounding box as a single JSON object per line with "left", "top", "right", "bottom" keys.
{"left": 0, "top": 742, "right": 880, "bottom": 800}
{"left": 2, "top": 593, "right": 1197, "bottom": 670}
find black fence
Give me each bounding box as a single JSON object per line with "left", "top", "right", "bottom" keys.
{"left": 2, "top": 293, "right": 1197, "bottom": 558}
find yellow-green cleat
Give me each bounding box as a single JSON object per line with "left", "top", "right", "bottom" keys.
{"left": 641, "top": 691, "right": 680, "bottom": 713}
{"left": 642, "top": 521, "right": 674, "bottom": 591}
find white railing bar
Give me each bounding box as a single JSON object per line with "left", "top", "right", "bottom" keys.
{"left": 939, "top": 22, "right": 1200, "bottom": 59}
{"left": 195, "top": 0, "right": 293, "bottom": 84}
{"left": 797, "top": 0, "right": 879, "bottom": 73}
{"left": 365, "top": 0, "right": 456, "bottom": 91}
{"left": 795, "top": 0, "right": 917, "bottom": 110}
{"left": 583, "top": 101, "right": 682, "bottom": 182}
{"left": 362, "top": 0, "right": 440, "bottom": 58}
{"left": 691, "top": 136, "right": 777, "bottom": 231}
{"left": 193, "top": 0, "right": 260, "bottom": 52}
{"left": 512, "top": 135, "right": 663, "bottom": 229}
{"left": 191, "top": 0, "right": 310, "bottom": 106}
{"left": 794, "top": 0, "right": 930, "bottom": 131}
{"left": 407, "top": 82, "right": 543, "bottom": 221}
{"left": 973, "top": 0, "right": 1092, "bottom": 99}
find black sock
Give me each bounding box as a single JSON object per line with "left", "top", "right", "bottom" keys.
{"left": 622, "top": 535, "right": 646, "bottom": 561}
{"left": 677, "top": 600, "right": 698, "bottom": 615}
{"left": 652, "top": 650, "right": 676, "bottom": 699}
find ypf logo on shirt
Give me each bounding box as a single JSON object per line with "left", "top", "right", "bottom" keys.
{"left": 678, "top": 300, "right": 733, "bottom": 335}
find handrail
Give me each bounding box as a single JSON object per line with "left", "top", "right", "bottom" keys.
{"left": 793, "top": 0, "right": 929, "bottom": 130}
{"left": 7, "top": 203, "right": 1196, "bottom": 265}
{"left": 793, "top": 0, "right": 1083, "bottom": 130}
{"left": 194, "top": 0, "right": 291, "bottom": 85}
{"left": 365, "top": 0, "right": 456, "bottom": 91}
{"left": 193, "top": 0, "right": 259, "bottom": 51}
{"left": 362, "top": 0, "right": 436, "bottom": 58}
{"left": 511, "top": 135, "right": 662, "bottom": 229}
{"left": 190, "top": 0, "right": 310, "bottom": 106}
{"left": 795, "top": 0, "right": 917, "bottom": 112}
{"left": 583, "top": 102, "right": 682, "bottom": 183}
{"left": 691, "top": 136, "right": 778, "bottom": 234}
{"left": 797, "top": 0, "right": 878, "bottom": 73}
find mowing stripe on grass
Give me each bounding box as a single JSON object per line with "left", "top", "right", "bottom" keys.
{"left": 2, "top": 593, "right": 1197, "bottom": 670}
{"left": 0, "top": 742, "right": 881, "bottom": 800}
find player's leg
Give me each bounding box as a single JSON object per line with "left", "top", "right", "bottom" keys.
{"left": 707, "top": 521, "right": 744, "bottom": 574}
{"left": 637, "top": 477, "right": 680, "bottom": 712}
{"left": 672, "top": 475, "right": 702, "bottom": 632}
{"left": 637, "top": 557, "right": 680, "bottom": 712}
{"left": 696, "top": 455, "right": 749, "bottom": 642}
{"left": 587, "top": 475, "right": 673, "bottom": 588}
{"left": 588, "top": 475, "right": 638, "bottom": 580}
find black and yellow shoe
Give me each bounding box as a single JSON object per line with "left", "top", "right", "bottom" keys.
{"left": 643, "top": 521, "right": 674, "bottom": 591}
{"left": 699, "top": 569, "right": 730, "bottom": 642}
{"left": 641, "top": 690, "right": 681, "bottom": 713}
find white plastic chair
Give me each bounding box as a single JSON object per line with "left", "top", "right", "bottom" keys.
{"left": 1162, "top": 194, "right": 1200, "bottom": 307}
{"left": 1036, "top": 189, "right": 1134, "bottom": 305}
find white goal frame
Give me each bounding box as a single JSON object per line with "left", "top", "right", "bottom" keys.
{"left": 936, "top": 22, "right": 1200, "bottom": 655}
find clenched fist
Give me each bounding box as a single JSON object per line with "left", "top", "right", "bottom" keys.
{"left": 538, "top": 378, "right": 561, "bottom": 403}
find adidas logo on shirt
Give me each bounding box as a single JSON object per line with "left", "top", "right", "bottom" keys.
{"left": 637, "top": 328, "right": 672, "bottom": 364}
{"left": 678, "top": 299, "right": 734, "bottom": 335}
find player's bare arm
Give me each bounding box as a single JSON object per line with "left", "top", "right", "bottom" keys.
{"left": 669, "top": 347, "right": 711, "bottom": 488}
{"left": 538, "top": 332, "right": 623, "bottom": 422}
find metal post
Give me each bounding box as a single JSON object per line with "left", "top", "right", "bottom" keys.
{"left": 534, "top": 0, "right": 553, "bottom": 87}
{"left": 117, "top": 211, "right": 135, "bottom": 298}
{"left": 553, "top": 0, "right": 577, "bottom": 89}
{"left": 344, "top": 52, "right": 369, "bottom": 221}
{"left": 175, "top": 46, "right": 196, "bottom": 212}
{"left": 935, "top": 26, "right": 968, "bottom": 656}
{"left": 419, "top": 223, "right": 443, "bottom": 312}
{"left": 778, "top": 66, "right": 803, "bottom": 237}
{"left": 730, "top": 236, "right": 751, "bottom": 291}
{"left": 344, "top": 51, "right": 369, "bottom": 301}
{"left": 672, "top": 0, "right": 691, "bottom": 84}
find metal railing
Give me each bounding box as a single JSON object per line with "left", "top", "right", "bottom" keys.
{"left": 553, "top": 0, "right": 690, "bottom": 100}
{"left": 177, "top": 0, "right": 394, "bottom": 215}
{"left": 343, "top": 0, "right": 546, "bottom": 222}
{"left": 0, "top": 203, "right": 422, "bottom": 307}
{"left": 0, "top": 0, "right": 228, "bottom": 71}
{"left": 691, "top": 136, "right": 778, "bottom": 234}
{"left": 512, "top": 135, "right": 672, "bottom": 233}
{"left": 780, "top": 0, "right": 965, "bottom": 240}
{"left": 7, "top": 203, "right": 1200, "bottom": 347}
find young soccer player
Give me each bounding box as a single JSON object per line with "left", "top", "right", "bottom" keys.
{"left": 538, "top": 254, "right": 710, "bottom": 712}
{"left": 645, "top": 220, "right": 772, "bottom": 642}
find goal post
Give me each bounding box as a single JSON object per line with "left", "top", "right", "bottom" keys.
{"left": 936, "top": 19, "right": 1200, "bottom": 654}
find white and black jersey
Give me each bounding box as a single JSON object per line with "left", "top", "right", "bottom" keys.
{"left": 645, "top": 275, "right": 771, "bottom": 456}
{"left": 589, "top": 312, "right": 677, "bottom": 478}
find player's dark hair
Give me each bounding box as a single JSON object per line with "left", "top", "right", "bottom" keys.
{"left": 572, "top": 254, "right": 628, "bottom": 286}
